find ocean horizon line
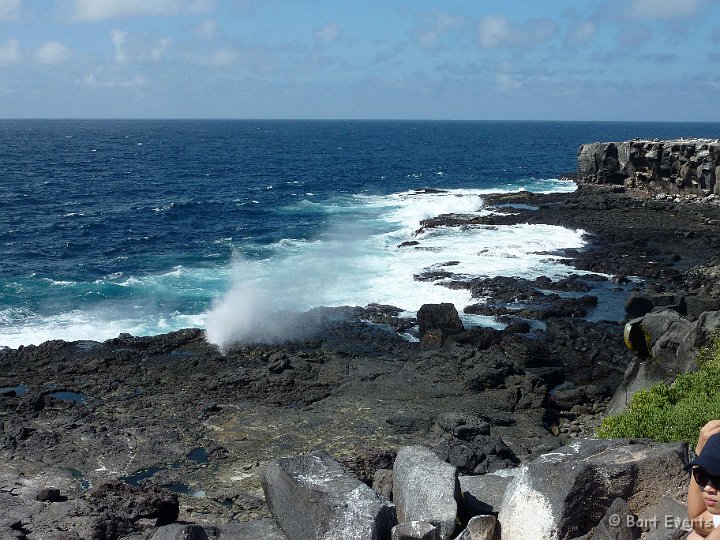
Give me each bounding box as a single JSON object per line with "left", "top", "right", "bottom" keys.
{"left": 1, "top": 117, "right": 720, "bottom": 125}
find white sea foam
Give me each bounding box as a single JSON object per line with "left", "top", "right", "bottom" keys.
{"left": 3, "top": 182, "right": 585, "bottom": 349}
{"left": 204, "top": 185, "right": 586, "bottom": 349}
{"left": 41, "top": 278, "right": 76, "bottom": 287}
{"left": 0, "top": 308, "right": 207, "bottom": 349}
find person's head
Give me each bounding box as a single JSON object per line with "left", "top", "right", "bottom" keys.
{"left": 687, "top": 433, "right": 720, "bottom": 514}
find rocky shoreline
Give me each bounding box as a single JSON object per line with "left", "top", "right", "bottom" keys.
{"left": 3, "top": 157, "right": 720, "bottom": 538}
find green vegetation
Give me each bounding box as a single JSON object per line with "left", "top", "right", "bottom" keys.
{"left": 597, "top": 333, "right": 720, "bottom": 443}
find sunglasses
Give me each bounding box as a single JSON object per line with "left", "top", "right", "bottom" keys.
{"left": 693, "top": 467, "right": 720, "bottom": 488}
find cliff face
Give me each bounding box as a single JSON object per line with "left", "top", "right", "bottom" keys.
{"left": 577, "top": 139, "right": 720, "bottom": 194}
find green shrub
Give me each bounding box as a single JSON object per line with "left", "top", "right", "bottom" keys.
{"left": 596, "top": 333, "right": 720, "bottom": 443}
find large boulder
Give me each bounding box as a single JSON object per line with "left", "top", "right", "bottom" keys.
{"left": 458, "top": 473, "right": 512, "bottom": 519}
{"left": 606, "top": 357, "right": 672, "bottom": 416}
{"left": 627, "top": 309, "right": 720, "bottom": 372}
{"left": 417, "top": 303, "right": 464, "bottom": 348}
{"left": 262, "top": 449, "right": 396, "bottom": 540}
{"left": 496, "top": 439, "right": 688, "bottom": 540}
{"left": 611, "top": 309, "right": 720, "bottom": 413}
{"left": 624, "top": 292, "right": 686, "bottom": 319}
{"left": 432, "top": 435, "right": 517, "bottom": 475}
{"left": 393, "top": 446, "right": 459, "bottom": 540}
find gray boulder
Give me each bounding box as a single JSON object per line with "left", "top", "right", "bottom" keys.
{"left": 496, "top": 439, "right": 687, "bottom": 540}
{"left": 393, "top": 446, "right": 458, "bottom": 540}
{"left": 635, "top": 495, "right": 687, "bottom": 540}
{"left": 685, "top": 295, "right": 720, "bottom": 319}
{"left": 579, "top": 497, "right": 641, "bottom": 540}
{"left": 606, "top": 356, "right": 671, "bottom": 416}
{"left": 455, "top": 515, "right": 497, "bottom": 540}
{"left": 262, "top": 449, "right": 396, "bottom": 540}
{"left": 640, "top": 310, "right": 696, "bottom": 374}
{"left": 610, "top": 309, "right": 720, "bottom": 413}
{"left": 625, "top": 293, "right": 686, "bottom": 319}
{"left": 391, "top": 521, "right": 439, "bottom": 540}
{"left": 372, "top": 469, "right": 393, "bottom": 500}
{"left": 458, "top": 473, "right": 512, "bottom": 518}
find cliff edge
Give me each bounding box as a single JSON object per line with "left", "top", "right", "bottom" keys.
{"left": 578, "top": 139, "right": 720, "bottom": 194}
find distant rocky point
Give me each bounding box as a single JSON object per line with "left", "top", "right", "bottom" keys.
{"left": 578, "top": 138, "right": 720, "bottom": 195}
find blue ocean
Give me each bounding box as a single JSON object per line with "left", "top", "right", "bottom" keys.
{"left": 2, "top": 120, "right": 719, "bottom": 349}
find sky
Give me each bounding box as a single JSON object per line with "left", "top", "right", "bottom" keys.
{"left": 0, "top": 0, "right": 719, "bottom": 120}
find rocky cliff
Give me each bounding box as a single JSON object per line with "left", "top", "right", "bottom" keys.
{"left": 578, "top": 139, "right": 720, "bottom": 194}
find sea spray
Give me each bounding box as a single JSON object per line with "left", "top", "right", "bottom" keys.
{"left": 202, "top": 190, "right": 587, "bottom": 351}
{"left": 204, "top": 222, "right": 373, "bottom": 351}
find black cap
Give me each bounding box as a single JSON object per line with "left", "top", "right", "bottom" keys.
{"left": 686, "top": 433, "right": 720, "bottom": 475}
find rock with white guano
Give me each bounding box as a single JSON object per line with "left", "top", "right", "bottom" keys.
{"left": 496, "top": 439, "right": 687, "bottom": 540}
{"left": 393, "top": 446, "right": 458, "bottom": 540}
{"left": 262, "top": 449, "right": 396, "bottom": 540}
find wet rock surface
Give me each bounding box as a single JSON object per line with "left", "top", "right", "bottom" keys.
{"left": 2, "top": 183, "right": 720, "bottom": 537}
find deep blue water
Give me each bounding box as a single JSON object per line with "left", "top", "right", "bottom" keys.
{"left": 1, "top": 120, "right": 718, "bottom": 347}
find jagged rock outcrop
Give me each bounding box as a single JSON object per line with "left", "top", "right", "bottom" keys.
{"left": 496, "top": 438, "right": 688, "bottom": 540}
{"left": 417, "top": 303, "right": 465, "bottom": 349}
{"left": 578, "top": 139, "right": 720, "bottom": 194}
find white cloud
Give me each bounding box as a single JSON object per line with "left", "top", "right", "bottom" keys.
{"left": 70, "top": 0, "right": 212, "bottom": 21}
{"left": 83, "top": 73, "right": 147, "bottom": 88}
{"left": 110, "top": 29, "right": 171, "bottom": 64}
{"left": 477, "top": 15, "right": 557, "bottom": 49}
{"left": 0, "top": 39, "right": 22, "bottom": 66}
{"left": 314, "top": 22, "right": 341, "bottom": 44}
{"left": 417, "top": 10, "right": 464, "bottom": 48}
{"left": 33, "top": 41, "right": 73, "bottom": 64}
{"left": 111, "top": 29, "right": 128, "bottom": 63}
{"left": 0, "top": 0, "right": 21, "bottom": 20}
{"left": 627, "top": 0, "right": 707, "bottom": 19}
